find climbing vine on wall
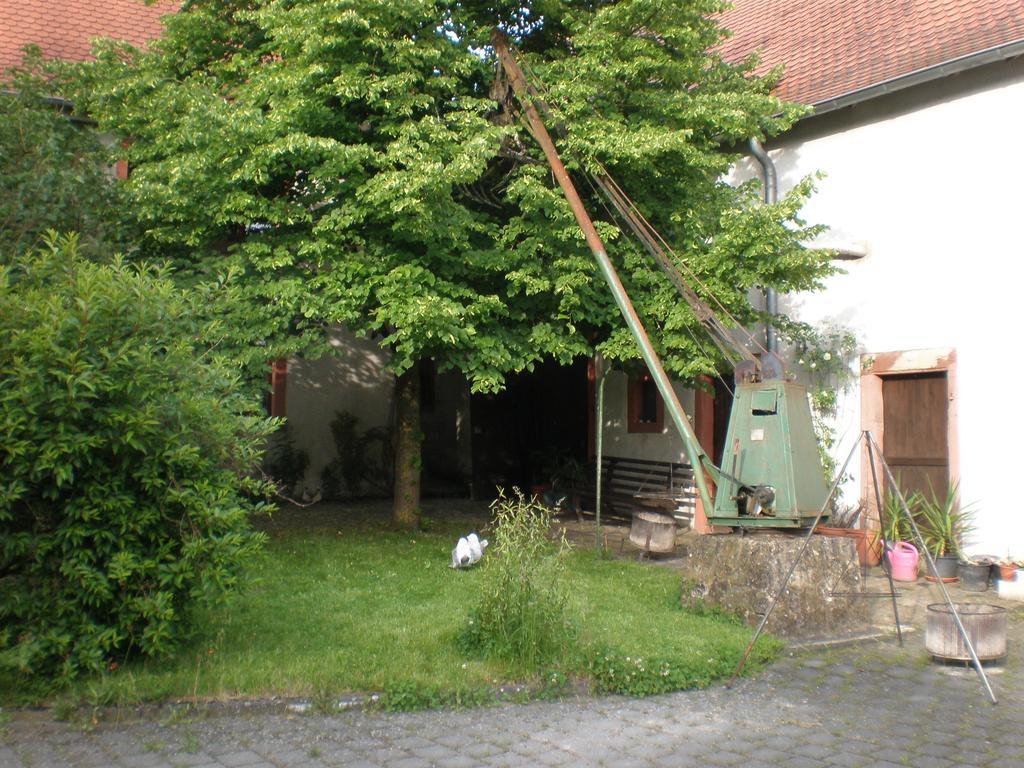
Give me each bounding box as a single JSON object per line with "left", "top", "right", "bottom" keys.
{"left": 788, "top": 321, "right": 859, "bottom": 497}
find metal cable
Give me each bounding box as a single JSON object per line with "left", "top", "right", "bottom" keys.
{"left": 594, "top": 165, "right": 770, "bottom": 357}
{"left": 578, "top": 170, "right": 736, "bottom": 396}
{"left": 511, "top": 45, "right": 770, "bottom": 360}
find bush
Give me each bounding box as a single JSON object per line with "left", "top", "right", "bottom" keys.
{"left": 458, "top": 490, "right": 576, "bottom": 670}
{"left": 262, "top": 423, "right": 309, "bottom": 497}
{"left": 0, "top": 235, "right": 275, "bottom": 680}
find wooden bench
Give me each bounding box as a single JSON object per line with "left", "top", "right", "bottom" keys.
{"left": 571, "top": 455, "right": 696, "bottom": 527}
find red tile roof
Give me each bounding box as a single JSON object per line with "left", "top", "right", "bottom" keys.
{"left": 5, "top": 0, "right": 1022, "bottom": 108}
{"left": 0, "top": 0, "right": 177, "bottom": 72}
{"left": 719, "top": 0, "right": 1024, "bottom": 107}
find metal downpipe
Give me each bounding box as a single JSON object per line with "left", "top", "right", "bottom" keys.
{"left": 748, "top": 137, "right": 778, "bottom": 353}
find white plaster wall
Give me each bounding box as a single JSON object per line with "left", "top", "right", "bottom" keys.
{"left": 599, "top": 370, "right": 697, "bottom": 463}
{"left": 730, "top": 66, "right": 1024, "bottom": 556}
{"left": 286, "top": 326, "right": 394, "bottom": 495}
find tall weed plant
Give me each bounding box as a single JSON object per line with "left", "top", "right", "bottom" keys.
{"left": 459, "top": 491, "right": 576, "bottom": 671}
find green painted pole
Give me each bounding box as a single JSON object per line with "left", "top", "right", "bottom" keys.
{"left": 595, "top": 369, "right": 606, "bottom": 553}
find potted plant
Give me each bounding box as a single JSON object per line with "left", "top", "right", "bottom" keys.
{"left": 880, "top": 491, "right": 923, "bottom": 579}
{"left": 958, "top": 556, "right": 992, "bottom": 592}
{"left": 814, "top": 504, "right": 883, "bottom": 567}
{"left": 880, "top": 491, "right": 918, "bottom": 548}
{"left": 530, "top": 447, "right": 584, "bottom": 512}
{"left": 994, "top": 557, "right": 1019, "bottom": 582}
{"left": 917, "top": 482, "right": 975, "bottom": 581}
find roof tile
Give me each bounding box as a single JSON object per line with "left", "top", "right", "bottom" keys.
{"left": 5, "top": 0, "right": 1023, "bottom": 109}
{"left": 719, "top": 0, "right": 1024, "bottom": 105}
{"left": 1, "top": 0, "right": 177, "bottom": 72}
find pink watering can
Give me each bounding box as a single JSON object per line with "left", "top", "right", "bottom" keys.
{"left": 887, "top": 541, "right": 919, "bottom": 581}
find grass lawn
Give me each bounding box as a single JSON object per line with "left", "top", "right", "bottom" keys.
{"left": 3, "top": 501, "right": 780, "bottom": 709}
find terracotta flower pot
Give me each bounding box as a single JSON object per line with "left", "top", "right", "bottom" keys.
{"left": 814, "top": 525, "right": 882, "bottom": 567}
{"left": 995, "top": 563, "right": 1018, "bottom": 582}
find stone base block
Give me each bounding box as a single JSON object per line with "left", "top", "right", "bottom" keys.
{"left": 678, "top": 531, "right": 870, "bottom": 639}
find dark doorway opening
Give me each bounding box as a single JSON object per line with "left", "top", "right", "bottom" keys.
{"left": 469, "top": 358, "right": 589, "bottom": 498}
{"left": 420, "top": 365, "right": 473, "bottom": 498}
{"left": 712, "top": 376, "right": 735, "bottom": 467}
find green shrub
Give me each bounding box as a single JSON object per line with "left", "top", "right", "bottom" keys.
{"left": 262, "top": 423, "right": 309, "bottom": 496}
{"left": 0, "top": 235, "right": 275, "bottom": 680}
{"left": 458, "top": 490, "right": 576, "bottom": 670}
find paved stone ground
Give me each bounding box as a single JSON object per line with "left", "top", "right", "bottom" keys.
{"left": 4, "top": 610, "right": 1023, "bottom": 768}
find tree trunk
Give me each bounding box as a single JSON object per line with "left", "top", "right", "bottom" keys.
{"left": 392, "top": 360, "right": 422, "bottom": 529}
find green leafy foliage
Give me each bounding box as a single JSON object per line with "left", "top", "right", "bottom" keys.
{"left": 882, "top": 491, "right": 922, "bottom": 545}
{"left": 589, "top": 640, "right": 778, "bottom": 696}
{"left": 0, "top": 235, "right": 274, "bottom": 681}
{"left": 78, "top": 0, "right": 833, "bottom": 392}
{"left": 376, "top": 681, "right": 495, "bottom": 712}
{"left": 918, "top": 482, "right": 976, "bottom": 558}
{"left": 0, "top": 50, "right": 122, "bottom": 260}
{"left": 458, "top": 491, "right": 577, "bottom": 670}
{"left": 788, "top": 320, "right": 859, "bottom": 492}
{"left": 262, "top": 424, "right": 310, "bottom": 496}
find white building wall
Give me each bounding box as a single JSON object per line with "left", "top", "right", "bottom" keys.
{"left": 599, "top": 371, "right": 696, "bottom": 463}
{"left": 286, "top": 328, "right": 472, "bottom": 498}
{"left": 730, "top": 63, "right": 1024, "bottom": 556}
{"left": 286, "top": 326, "right": 395, "bottom": 495}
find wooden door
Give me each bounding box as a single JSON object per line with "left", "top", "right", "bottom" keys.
{"left": 882, "top": 372, "right": 948, "bottom": 502}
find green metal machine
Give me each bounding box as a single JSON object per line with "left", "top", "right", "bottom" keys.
{"left": 709, "top": 379, "right": 829, "bottom": 528}
{"left": 495, "top": 35, "right": 830, "bottom": 530}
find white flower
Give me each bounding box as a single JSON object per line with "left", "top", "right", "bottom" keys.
{"left": 823, "top": 352, "right": 832, "bottom": 361}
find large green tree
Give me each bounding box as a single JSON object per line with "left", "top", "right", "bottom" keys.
{"left": 1, "top": 50, "right": 123, "bottom": 260}
{"left": 81, "top": 0, "right": 830, "bottom": 527}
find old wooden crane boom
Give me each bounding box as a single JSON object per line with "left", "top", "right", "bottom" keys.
{"left": 492, "top": 32, "right": 720, "bottom": 517}
{"left": 494, "top": 32, "right": 831, "bottom": 529}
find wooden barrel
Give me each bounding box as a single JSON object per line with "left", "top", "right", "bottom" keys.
{"left": 925, "top": 603, "right": 1006, "bottom": 662}
{"left": 629, "top": 511, "right": 676, "bottom": 554}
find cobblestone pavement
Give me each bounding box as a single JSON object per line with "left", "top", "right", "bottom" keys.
{"left": 4, "top": 609, "right": 1023, "bottom": 768}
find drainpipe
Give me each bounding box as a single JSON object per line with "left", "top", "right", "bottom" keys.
{"left": 747, "top": 137, "right": 778, "bottom": 354}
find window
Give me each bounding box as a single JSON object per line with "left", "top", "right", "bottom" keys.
{"left": 627, "top": 370, "right": 663, "bottom": 433}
